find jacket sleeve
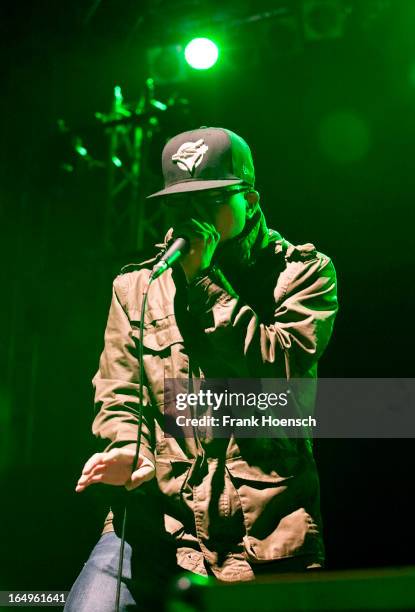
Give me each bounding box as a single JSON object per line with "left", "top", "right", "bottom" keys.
{"left": 187, "top": 242, "right": 338, "bottom": 378}
{"left": 91, "top": 275, "right": 155, "bottom": 466}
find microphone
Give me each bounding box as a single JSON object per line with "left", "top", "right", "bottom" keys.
{"left": 150, "top": 236, "right": 190, "bottom": 281}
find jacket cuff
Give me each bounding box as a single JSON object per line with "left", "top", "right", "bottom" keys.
{"left": 187, "top": 266, "right": 238, "bottom": 318}
{"left": 104, "top": 440, "right": 155, "bottom": 468}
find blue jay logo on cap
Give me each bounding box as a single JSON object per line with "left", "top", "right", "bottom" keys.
{"left": 171, "top": 138, "right": 209, "bottom": 177}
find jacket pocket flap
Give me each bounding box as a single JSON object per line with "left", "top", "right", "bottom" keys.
{"left": 226, "top": 458, "right": 293, "bottom": 485}
{"left": 243, "top": 507, "right": 319, "bottom": 562}
{"left": 156, "top": 457, "right": 193, "bottom": 498}
{"left": 131, "top": 312, "right": 184, "bottom": 351}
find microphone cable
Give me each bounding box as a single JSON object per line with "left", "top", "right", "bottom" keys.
{"left": 114, "top": 238, "right": 188, "bottom": 611}
{"left": 115, "top": 274, "right": 153, "bottom": 612}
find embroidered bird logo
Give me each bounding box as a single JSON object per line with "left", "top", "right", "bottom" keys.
{"left": 171, "top": 139, "right": 209, "bottom": 176}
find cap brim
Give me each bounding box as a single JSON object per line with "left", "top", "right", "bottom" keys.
{"left": 146, "top": 179, "right": 243, "bottom": 199}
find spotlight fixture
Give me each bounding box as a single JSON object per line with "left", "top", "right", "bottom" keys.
{"left": 184, "top": 38, "right": 219, "bottom": 70}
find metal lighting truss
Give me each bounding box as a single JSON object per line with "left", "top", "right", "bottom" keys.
{"left": 97, "top": 79, "right": 171, "bottom": 255}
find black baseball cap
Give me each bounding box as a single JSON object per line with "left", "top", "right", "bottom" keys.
{"left": 147, "top": 127, "right": 255, "bottom": 199}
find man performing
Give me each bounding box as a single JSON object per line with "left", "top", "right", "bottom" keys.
{"left": 65, "top": 127, "right": 338, "bottom": 611}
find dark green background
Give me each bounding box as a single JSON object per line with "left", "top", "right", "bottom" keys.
{"left": 1, "top": 0, "right": 414, "bottom": 592}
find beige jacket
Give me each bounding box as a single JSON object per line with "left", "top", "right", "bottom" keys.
{"left": 91, "top": 224, "right": 338, "bottom": 580}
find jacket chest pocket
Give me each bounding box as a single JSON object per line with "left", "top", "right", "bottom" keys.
{"left": 130, "top": 309, "right": 188, "bottom": 388}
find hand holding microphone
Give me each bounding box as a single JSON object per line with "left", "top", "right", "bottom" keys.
{"left": 151, "top": 219, "right": 220, "bottom": 282}
{"left": 150, "top": 236, "right": 190, "bottom": 280}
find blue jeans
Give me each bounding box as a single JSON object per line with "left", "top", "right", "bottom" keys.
{"left": 65, "top": 526, "right": 322, "bottom": 611}
{"left": 64, "top": 532, "right": 168, "bottom": 612}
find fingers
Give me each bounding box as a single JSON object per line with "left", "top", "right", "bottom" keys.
{"left": 76, "top": 450, "right": 116, "bottom": 492}
{"left": 193, "top": 219, "right": 220, "bottom": 244}
{"left": 76, "top": 463, "right": 104, "bottom": 491}
{"left": 75, "top": 475, "right": 91, "bottom": 492}
{"left": 175, "top": 218, "right": 219, "bottom": 243}
{"left": 82, "top": 453, "right": 104, "bottom": 475}
{"left": 80, "top": 448, "right": 134, "bottom": 474}
{"left": 191, "top": 218, "right": 219, "bottom": 238}
{"left": 75, "top": 450, "right": 150, "bottom": 493}
{"left": 76, "top": 472, "right": 105, "bottom": 492}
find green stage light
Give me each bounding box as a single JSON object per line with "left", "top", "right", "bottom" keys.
{"left": 111, "top": 156, "right": 122, "bottom": 168}
{"left": 184, "top": 38, "right": 219, "bottom": 70}
{"left": 75, "top": 145, "right": 88, "bottom": 157}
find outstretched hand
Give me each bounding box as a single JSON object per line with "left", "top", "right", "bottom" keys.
{"left": 75, "top": 447, "right": 155, "bottom": 492}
